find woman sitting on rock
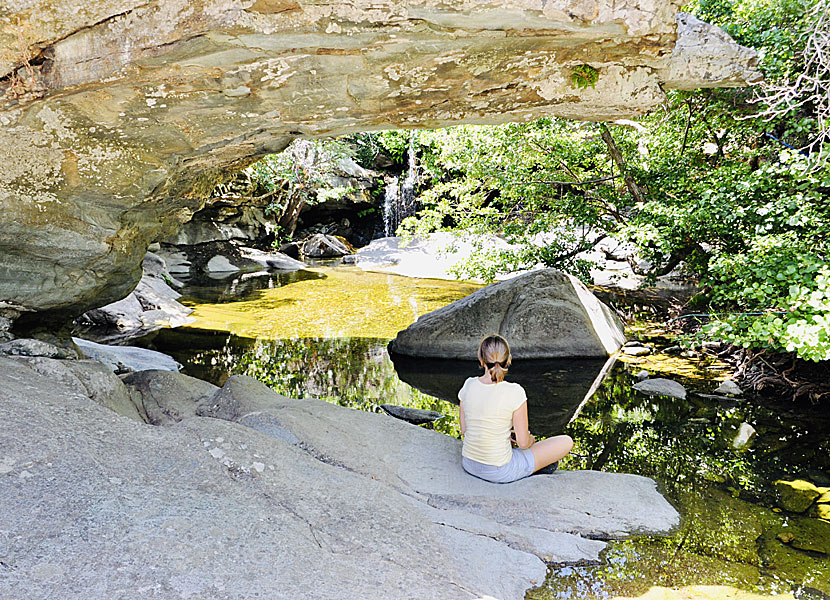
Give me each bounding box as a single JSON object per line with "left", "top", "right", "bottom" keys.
{"left": 459, "top": 334, "right": 573, "bottom": 483}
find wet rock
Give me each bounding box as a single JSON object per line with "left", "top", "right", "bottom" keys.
{"left": 633, "top": 378, "right": 687, "bottom": 400}
{"left": 778, "top": 531, "right": 795, "bottom": 544}
{"left": 715, "top": 380, "right": 743, "bottom": 396}
{"left": 732, "top": 422, "right": 756, "bottom": 450}
{"left": 777, "top": 518, "right": 830, "bottom": 554}
{"left": 342, "top": 255, "right": 357, "bottom": 265}
{"left": 390, "top": 268, "right": 625, "bottom": 359}
{"left": 379, "top": 404, "right": 444, "bottom": 425}
{"left": 302, "top": 234, "right": 352, "bottom": 258}
{"left": 623, "top": 345, "right": 651, "bottom": 356}
{"left": 72, "top": 337, "right": 181, "bottom": 374}
{"left": 663, "top": 345, "right": 683, "bottom": 355}
{"left": 206, "top": 255, "right": 241, "bottom": 273}
{"left": 775, "top": 479, "right": 822, "bottom": 513}
{"left": 278, "top": 242, "right": 302, "bottom": 260}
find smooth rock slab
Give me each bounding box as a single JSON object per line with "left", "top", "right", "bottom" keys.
{"left": 389, "top": 268, "right": 626, "bottom": 359}
{"left": 0, "top": 364, "right": 680, "bottom": 600}
{"left": 200, "top": 375, "right": 680, "bottom": 540}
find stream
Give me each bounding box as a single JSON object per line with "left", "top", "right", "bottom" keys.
{"left": 138, "top": 263, "right": 830, "bottom": 600}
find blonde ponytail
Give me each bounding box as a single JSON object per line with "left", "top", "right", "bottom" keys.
{"left": 478, "top": 334, "right": 512, "bottom": 383}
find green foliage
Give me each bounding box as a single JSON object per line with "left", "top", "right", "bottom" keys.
{"left": 570, "top": 64, "right": 599, "bottom": 89}
{"left": 381, "top": 0, "right": 830, "bottom": 360}
{"left": 349, "top": 130, "right": 414, "bottom": 167}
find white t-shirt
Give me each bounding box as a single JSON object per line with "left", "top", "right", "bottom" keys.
{"left": 458, "top": 376, "right": 527, "bottom": 466}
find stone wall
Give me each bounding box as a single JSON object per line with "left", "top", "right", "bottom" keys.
{"left": 0, "top": 1, "right": 761, "bottom": 326}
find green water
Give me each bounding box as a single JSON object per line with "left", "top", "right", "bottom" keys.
{"left": 141, "top": 264, "right": 830, "bottom": 600}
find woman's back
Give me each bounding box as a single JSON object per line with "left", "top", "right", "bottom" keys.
{"left": 459, "top": 377, "right": 527, "bottom": 466}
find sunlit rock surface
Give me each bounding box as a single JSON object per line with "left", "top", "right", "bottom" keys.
{"left": 390, "top": 268, "right": 626, "bottom": 359}
{"left": 0, "top": 363, "right": 679, "bottom": 600}
{"left": 0, "top": 1, "right": 761, "bottom": 325}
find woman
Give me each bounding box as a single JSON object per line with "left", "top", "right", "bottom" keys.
{"left": 459, "top": 334, "right": 573, "bottom": 483}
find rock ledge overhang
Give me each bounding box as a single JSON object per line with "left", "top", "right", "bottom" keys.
{"left": 0, "top": 1, "right": 761, "bottom": 321}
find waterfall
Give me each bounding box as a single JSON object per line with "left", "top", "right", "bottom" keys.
{"left": 381, "top": 134, "right": 419, "bottom": 238}
{"left": 383, "top": 176, "right": 400, "bottom": 237}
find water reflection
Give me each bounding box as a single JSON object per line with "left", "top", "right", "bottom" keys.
{"left": 176, "top": 265, "right": 482, "bottom": 340}
{"left": 178, "top": 269, "right": 326, "bottom": 304}
{"left": 142, "top": 265, "right": 830, "bottom": 599}
{"left": 390, "top": 351, "right": 611, "bottom": 436}
{"left": 530, "top": 366, "right": 830, "bottom": 600}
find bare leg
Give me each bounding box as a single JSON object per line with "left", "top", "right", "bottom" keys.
{"left": 530, "top": 435, "right": 573, "bottom": 472}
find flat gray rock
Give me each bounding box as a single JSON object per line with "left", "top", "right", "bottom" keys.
{"left": 0, "top": 366, "right": 679, "bottom": 600}
{"left": 0, "top": 337, "right": 80, "bottom": 360}
{"left": 633, "top": 378, "right": 688, "bottom": 400}
{"left": 72, "top": 337, "right": 181, "bottom": 373}
{"left": 389, "top": 268, "right": 626, "bottom": 359}
{"left": 623, "top": 345, "right": 651, "bottom": 356}
{"left": 123, "top": 369, "right": 219, "bottom": 425}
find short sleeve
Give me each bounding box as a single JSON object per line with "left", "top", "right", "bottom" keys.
{"left": 509, "top": 383, "right": 527, "bottom": 411}
{"left": 458, "top": 377, "right": 471, "bottom": 403}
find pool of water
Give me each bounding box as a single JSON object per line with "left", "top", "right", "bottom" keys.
{"left": 139, "top": 264, "right": 830, "bottom": 600}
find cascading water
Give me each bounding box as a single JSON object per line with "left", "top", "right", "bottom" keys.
{"left": 382, "top": 134, "right": 419, "bottom": 237}
{"left": 383, "top": 175, "right": 401, "bottom": 237}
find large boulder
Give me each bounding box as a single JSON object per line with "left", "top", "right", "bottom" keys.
{"left": 0, "top": 2, "right": 761, "bottom": 328}
{"left": 389, "top": 268, "right": 626, "bottom": 359}
{"left": 0, "top": 362, "right": 679, "bottom": 600}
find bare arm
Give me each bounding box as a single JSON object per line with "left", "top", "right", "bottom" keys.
{"left": 459, "top": 399, "right": 466, "bottom": 437}
{"left": 511, "top": 402, "right": 535, "bottom": 449}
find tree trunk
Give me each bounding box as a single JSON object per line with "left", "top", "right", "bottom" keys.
{"left": 599, "top": 123, "right": 646, "bottom": 204}
{"left": 278, "top": 191, "right": 306, "bottom": 238}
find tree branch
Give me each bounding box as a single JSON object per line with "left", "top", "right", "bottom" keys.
{"left": 599, "top": 123, "right": 647, "bottom": 204}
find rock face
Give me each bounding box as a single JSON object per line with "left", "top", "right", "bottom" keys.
{"left": 0, "top": 362, "right": 679, "bottom": 600}
{"left": 0, "top": 2, "right": 760, "bottom": 327}
{"left": 389, "top": 268, "right": 626, "bottom": 359}
{"left": 76, "top": 252, "right": 194, "bottom": 341}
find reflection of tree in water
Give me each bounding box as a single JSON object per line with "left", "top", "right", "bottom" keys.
{"left": 237, "top": 337, "right": 463, "bottom": 437}
{"left": 563, "top": 366, "right": 830, "bottom": 502}
{"left": 534, "top": 366, "right": 830, "bottom": 600}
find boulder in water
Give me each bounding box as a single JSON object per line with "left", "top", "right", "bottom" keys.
{"left": 302, "top": 234, "right": 352, "bottom": 258}
{"left": 389, "top": 268, "right": 625, "bottom": 359}
{"left": 632, "top": 378, "right": 688, "bottom": 400}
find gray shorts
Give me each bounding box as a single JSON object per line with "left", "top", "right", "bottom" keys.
{"left": 462, "top": 448, "right": 536, "bottom": 484}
